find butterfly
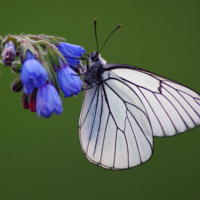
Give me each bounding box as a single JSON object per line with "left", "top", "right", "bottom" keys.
{"left": 78, "top": 21, "right": 200, "bottom": 170}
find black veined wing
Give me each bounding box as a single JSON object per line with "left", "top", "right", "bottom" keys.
{"left": 78, "top": 52, "right": 200, "bottom": 170}
{"left": 105, "top": 63, "right": 200, "bottom": 137}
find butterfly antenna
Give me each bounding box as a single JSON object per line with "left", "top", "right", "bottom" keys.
{"left": 94, "top": 19, "right": 99, "bottom": 53}
{"left": 98, "top": 24, "right": 122, "bottom": 54}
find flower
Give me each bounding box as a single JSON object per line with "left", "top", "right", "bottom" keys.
{"left": 36, "top": 83, "right": 63, "bottom": 118}
{"left": 56, "top": 62, "right": 82, "bottom": 97}
{"left": 20, "top": 50, "right": 48, "bottom": 94}
{"left": 1, "top": 40, "right": 16, "bottom": 66}
{"left": 56, "top": 42, "right": 85, "bottom": 67}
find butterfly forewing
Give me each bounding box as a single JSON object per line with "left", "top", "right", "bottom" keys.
{"left": 109, "top": 64, "right": 200, "bottom": 137}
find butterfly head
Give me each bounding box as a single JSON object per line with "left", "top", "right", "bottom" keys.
{"left": 87, "top": 51, "right": 107, "bottom": 69}
{"left": 88, "top": 51, "right": 99, "bottom": 62}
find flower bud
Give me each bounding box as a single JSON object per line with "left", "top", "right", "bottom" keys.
{"left": 29, "top": 89, "right": 37, "bottom": 112}
{"left": 1, "top": 40, "right": 16, "bottom": 66}
{"left": 11, "top": 62, "right": 22, "bottom": 73}
{"left": 11, "top": 76, "right": 23, "bottom": 92}
{"left": 22, "top": 92, "right": 29, "bottom": 109}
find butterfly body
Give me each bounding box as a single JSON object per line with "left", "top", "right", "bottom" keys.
{"left": 79, "top": 52, "right": 200, "bottom": 170}
{"left": 83, "top": 52, "right": 106, "bottom": 86}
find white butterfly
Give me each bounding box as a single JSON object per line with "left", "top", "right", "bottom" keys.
{"left": 78, "top": 24, "right": 200, "bottom": 170}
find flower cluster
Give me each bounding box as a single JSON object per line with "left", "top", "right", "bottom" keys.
{"left": 0, "top": 35, "right": 85, "bottom": 118}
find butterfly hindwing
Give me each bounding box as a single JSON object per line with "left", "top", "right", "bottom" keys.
{"left": 79, "top": 70, "right": 153, "bottom": 170}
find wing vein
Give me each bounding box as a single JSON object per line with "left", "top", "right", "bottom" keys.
{"left": 127, "top": 116, "right": 142, "bottom": 164}
{"left": 139, "top": 88, "right": 166, "bottom": 136}
{"left": 105, "top": 81, "right": 148, "bottom": 117}
{"left": 124, "top": 110, "right": 130, "bottom": 168}
{"left": 86, "top": 87, "right": 100, "bottom": 153}
{"left": 162, "top": 83, "right": 197, "bottom": 126}
{"left": 162, "top": 87, "right": 189, "bottom": 130}
{"left": 126, "top": 104, "right": 153, "bottom": 149}
{"left": 178, "top": 91, "right": 200, "bottom": 119}
{"left": 113, "top": 128, "right": 118, "bottom": 168}
{"left": 100, "top": 113, "right": 110, "bottom": 164}
{"left": 153, "top": 93, "right": 178, "bottom": 134}
{"left": 93, "top": 88, "right": 104, "bottom": 156}
{"left": 81, "top": 87, "right": 98, "bottom": 128}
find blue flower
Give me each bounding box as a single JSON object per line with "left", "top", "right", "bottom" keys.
{"left": 36, "top": 83, "right": 63, "bottom": 118}
{"left": 56, "top": 42, "right": 85, "bottom": 67}
{"left": 57, "top": 64, "right": 82, "bottom": 98}
{"left": 20, "top": 50, "right": 48, "bottom": 94}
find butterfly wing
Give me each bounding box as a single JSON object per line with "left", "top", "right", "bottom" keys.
{"left": 105, "top": 63, "right": 200, "bottom": 137}
{"left": 79, "top": 70, "right": 153, "bottom": 170}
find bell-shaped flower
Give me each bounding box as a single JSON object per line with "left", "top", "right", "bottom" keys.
{"left": 36, "top": 83, "right": 63, "bottom": 118}
{"left": 56, "top": 42, "right": 85, "bottom": 67}
{"left": 20, "top": 50, "right": 48, "bottom": 94}
{"left": 56, "top": 61, "right": 82, "bottom": 97}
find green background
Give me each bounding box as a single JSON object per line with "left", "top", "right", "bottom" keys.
{"left": 0, "top": 0, "right": 200, "bottom": 199}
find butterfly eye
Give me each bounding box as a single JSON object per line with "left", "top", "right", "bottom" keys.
{"left": 90, "top": 52, "right": 98, "bottom": 61}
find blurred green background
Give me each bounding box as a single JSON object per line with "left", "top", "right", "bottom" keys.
{"left": 0, "top": 0, "right": 200, "bottom": 199}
